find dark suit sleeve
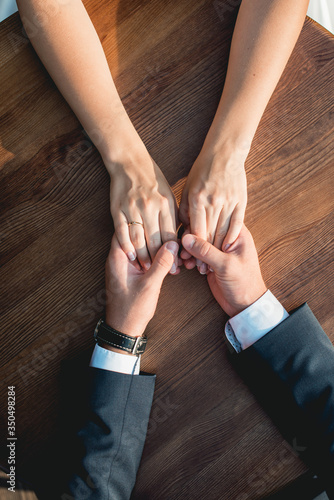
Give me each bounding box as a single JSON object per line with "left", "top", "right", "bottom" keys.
{"left": 231, "top": 303, "right": 334, "bottom": 496}
{"left": 67, "top": 367, "right": 155, "bottom": 500}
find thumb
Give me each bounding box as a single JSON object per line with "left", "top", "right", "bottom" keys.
{"left": 182, "top": 234, "right": 224, "bottom": 270}
{"left": 148, "top": 241, "right": 179, "bottom": 281}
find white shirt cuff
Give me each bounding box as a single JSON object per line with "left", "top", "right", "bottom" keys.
{"left": 89, "top": 344, "right": 140, "bottom": 375}
{"left": 225, "top": 290, "right": 289, "bottom": 352}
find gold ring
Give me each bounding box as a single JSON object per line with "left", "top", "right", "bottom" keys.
{"left": 128, "top": 221, "right": 143, "bottom": 227}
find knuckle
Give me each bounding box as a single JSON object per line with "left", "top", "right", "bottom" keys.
{"left": 150, "top": 234, "right": 161, "bottom": 245}
{"left": 232, "top": 218, "right": 244, "bottom": 227}
{"left": 216, "top": 227, "right": 226, "bottom": 237}
{"left": 120, "top": 242, "right": 132, "bottom": 253}
{"left": 157, "top": 253, "right": 172, "bottom": 269}
{"left": 136, "top": 197, "right": 147, "bottom": 211}
{"left": 197, "top": 239, "right": 211, "bottom": 258}
{"left": 189, "top": 189, "right": 205, "bottom": 207}
{"left": 189, "top": 186, "right": 224, "bottom": 208}
{"left": 207, "top": 193, "right": 222, "bottom": 207}
{"left": 131, "top": 233, "right": 142, "bottom": 247}
{"left": 162, "top": 231, "right": 177, "bottom": 242}
{"left": 149, "top": 240, "right": 161, "bottom": 253}
{"left": 127, "top": 197, "right": 136, "bottom": 210}
{"left": 224, "top": 192, "right": 239, "bottom": 206}
{"left": 114, "top": 221, "right": 126, "bottom": 234}
{"left": 160, "top": 196, "right": 170, "bottom": 211}
{"left": 144, "top": 197, "right": 154, "bottom": 211}
{"left": 207, "top": 231, "right": 214, "bottom": 242}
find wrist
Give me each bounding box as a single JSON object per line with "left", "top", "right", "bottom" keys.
{"left": 105, "top": 312, "right": 146, "bottom": 338}
{"left": 202, "top": 131, "right": 251, "bottom": 167}
{"left": 103, "top": 140, "right": 151, "bottom": 177}
{"left": 227, "top": 290, "right": 289, "bottom": 351}
{"left": 97, "top": 317, "right": 147, "bottom": 356}
{"left": 227, "top": 285, "right": 268, "bottom": 318}
{"left": 98, "top": 118, "right": 148, "bottom": 176}
{"left": 100, "top": 344, "right": 138, "bottom": 356}
{"left": 85, "top": 106, "right": 146, "bottom": 173}
{"left": 203, "top": 112, "right": 254, "bottom": 161}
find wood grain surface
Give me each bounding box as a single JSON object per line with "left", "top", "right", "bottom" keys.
{"left": 0, "top": 1, "right": 333, "bottom": 499}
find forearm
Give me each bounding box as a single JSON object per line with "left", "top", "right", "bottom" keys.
{"left": 206, "top": 0, "right": 309, "bottom": 154}
{"left": 67, "top": 368, "right": 155, "bottom": 498}
{"left": 17, "top": 0, "right": 143, "bottom": 169}
{"left": 233, "top": 304, "right": 334, "bottom": 493}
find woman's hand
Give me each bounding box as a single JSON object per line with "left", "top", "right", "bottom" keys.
{"left": 179, "top": 144, "right": 248, "bottom": 273}
{"left": 106, "top": 144, "right": 179, "bottom": 272}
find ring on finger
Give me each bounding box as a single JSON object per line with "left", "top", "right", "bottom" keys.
{"left": 128, "top": 221, "right": 144, "bottom": 227}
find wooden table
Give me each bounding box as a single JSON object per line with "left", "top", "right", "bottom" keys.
{"left": 0, "top": 1, "right": 333, "bottom": 498}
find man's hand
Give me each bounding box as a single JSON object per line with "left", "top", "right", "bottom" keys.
{"left": 105, "top": 234, "right": 179, "bottom": 339}
{"left": 182, "top": 225, "right": 267, "bottom": 317}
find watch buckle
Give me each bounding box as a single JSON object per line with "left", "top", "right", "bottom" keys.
{"left": 132, "top": 336, "right": 143, "bottom": 355}
{"left": 94, "top": 319, "right": 103, "bottom": 341}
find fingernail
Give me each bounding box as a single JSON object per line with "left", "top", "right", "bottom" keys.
{"left": 196, "top": 259, "right": 202, "bottom": 267}
{"left": 208, "top": 266, "right": 214, "bottom": 272}
{"left": 166, "top": 241, "right": 179, "bottom": 256}
{"left": 170, "top": 263, "right": 177, "bottom": 274}
{"left": 199, "top": 263, "right": 207, "bottom": 275}
{"left": 183, "top": 235, "right": 195, "bottom": 249}
{"left": 223, "top": 244, "right": 231, "bottom": 252}
{"left": 127, "top": 252, "right": 136, "bottom": 261}
{"left": 144, "top": 262, "right": 151, "bottom": 270}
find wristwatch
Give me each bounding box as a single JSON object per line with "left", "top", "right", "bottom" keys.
{"left": 94, "top": 319, "right": 147, "bottom": 356}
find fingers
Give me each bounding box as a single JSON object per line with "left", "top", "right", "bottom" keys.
{"left": 159, "top": 203, "right": 179, "bottom": 274}
{"left": 112, "top": 212, "right": 137, "bottom": 262}
{"left": 179, "top": 190, "right": 193, "bottom": 264}
{"left": 149, "top": 241, "right": 179, "bottom": 281}
{"left": 189, "top": 202, "right": 206, "bottom": 240}
{"left": 128, "top": 217, "right": 152, "bottom": 270}
{"left": 182, "top": 233, "right": 225, "bottom": 271}
{"left": 115, "top": 208, "right": 151, "bottom": 270}
{"left": 205, "top": 203, "right": 221, "bottom": 244}
{"left": 180, "top": 229, "right": 197, "bottom": 270}
{"left": 180, "top": 248, "right": 192, "bottom": 260}
{"left": 159, "top": 206, "right": 178, "bottom": 244}
{"left": 179, "top": 226, "right": 191, "bottom": 258}
{"left": 105, "top": 235, "right": 141, "bottom": 292}
{"left": 183, "top": 256, "right": 196, "bottom": 269}
{"left": 114, "top": 205, "right": 179, "bottom": 273}
{"left": 222, "top": 204, "right": 246, "bottom": 252}
{"left": 189, "top": 203, "right": 208, "bottom": 273}
{"left": 213, "top": 207, "right": 232, "bottom": 251}
{"left": 180, "top": 185, "right": 207, "bottom": 273}
{"left": 203, "top": 204, "right": 221, "bottom": 273}
{"left": 143, "top": 216, "right": 162, "bottom": 263}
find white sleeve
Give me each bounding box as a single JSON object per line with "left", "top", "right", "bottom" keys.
{"left": 225, "top": 290, "right": 289, "bottom": 352}
{"left": 89, "top": 344, "right": 140, "bottom": 375}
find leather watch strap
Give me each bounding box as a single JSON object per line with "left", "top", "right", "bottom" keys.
{"left": 94, "top": 319, "right": 147, "bottom": 356}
